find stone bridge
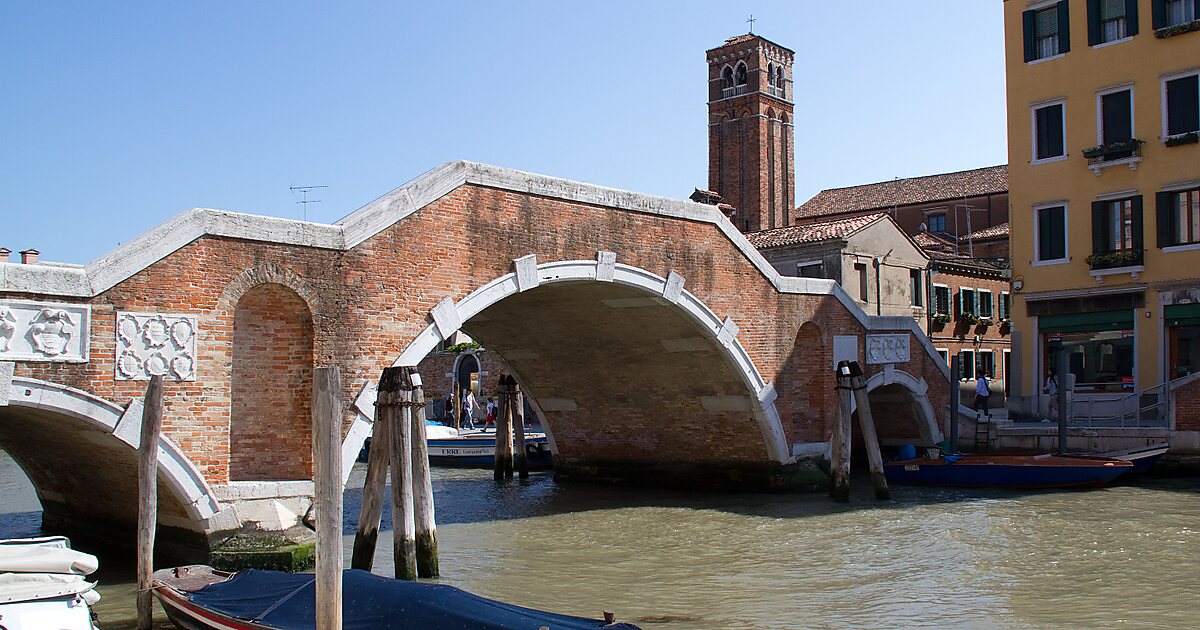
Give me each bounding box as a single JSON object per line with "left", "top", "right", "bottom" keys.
{"left": 0, "top": 161, "right": 949, "bottom": 559}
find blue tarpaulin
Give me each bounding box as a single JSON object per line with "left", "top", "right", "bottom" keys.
{"left": 187, "top": 569, "right": 641, "bottom": 630}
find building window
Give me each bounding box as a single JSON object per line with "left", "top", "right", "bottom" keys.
{"left": 999, "top": 292, "right": 1011, "bottom": 321}
{"left": 797, "top": 261, "right": 824, "bottom": 279}
{"left": 1099, "top": 87, "right": 1135, "bottom": 149}
{"left": 1036, "top": 204, "right": 1068, "bottom": 262}
{"left": 1156, "top": 0, "right": 1198, "bottom": 28}
{"left": 722, "top": 66, "right": 735, "bottom": 89}
{"left": 927, "top": 213, "right": 947, "bottom": 233}
{"left": 855, "top": 262, "right": 869, "bottom": 302}
{"left": 1164, "top": 73, "right": 1199, "bottom": 139}
{"left": 978, "top": 290, "right": 994, "bottom": 319}
{"left": 1089, "top": 0, "right": 1137, "bottom": 45}
{"left": 1033, "top": 101, "right": 1066, "bottom": 161}
{"left": 957, "top": 288, "right": 978, "bottom": 319}
{"left": 1023, "top": 1, "right": 1071, "bottom": 61}
{"left": 959, "top": 350, "right": 976, "bottom": 381}
{"left": 933, "top": 285, "right": 951, "bottom": 316}
{"left": 1046, "top": 330, "right": 1135, "bottom": 392}
{"left": 938, "top": 349, "right": 949, "bottom": 364}
{"left": 735, "top": 62, "right": 747, "bottom": 86}
{"left": 910, "top": 269, "right": 923, "bottom": 307}
{"left": 978, "top": 351, "right": 996, "bottom": 379}
{"left": 767, "top": 63, "right": 775, "bottom": 86}
{"left": 1158, "top": 187, "right": 1200, "bottom": 246}
{"left": 1091, "top": 196, "right": 1143, "bottom": 264}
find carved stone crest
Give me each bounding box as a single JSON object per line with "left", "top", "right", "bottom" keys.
{"left": 0, "top": 301, "right": 90, "bottom": 362}
{"left": 866, "top": 334, "right": 910, "bottom": 365}
{"left": 114, "top": 312, "right": 198, "bottom": 381}
{"left": 28, "top": 309, "right": 76, "bottom": 356}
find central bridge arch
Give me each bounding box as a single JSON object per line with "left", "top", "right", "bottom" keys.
{"left": 344, "top": 256, "right": 792, "bottom": 488}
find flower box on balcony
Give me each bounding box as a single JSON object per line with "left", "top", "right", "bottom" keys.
{"left": 1155, "top": 19, "right": 1200, "bottom": 39}
{"left": 1166, "top": 132, "right": 1200, "bottom": 147}
{"left": 1086, "top": 249, "right": 1144, "bottom": 270}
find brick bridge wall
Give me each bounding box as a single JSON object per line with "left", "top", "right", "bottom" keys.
{"left": 0, "top": 162, "right": 950, "bottom": 544}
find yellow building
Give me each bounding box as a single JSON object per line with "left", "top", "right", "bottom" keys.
{"left": 1005, "top": 0, "right": 1200, "bottom": 431}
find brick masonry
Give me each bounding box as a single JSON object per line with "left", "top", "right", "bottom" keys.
{"left": 0, "top": 163, "right": 951, "bottom": 544}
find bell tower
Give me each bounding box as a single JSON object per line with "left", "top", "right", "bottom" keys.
{"left": 706, "top": 33, "right": 795, "bottom": 233}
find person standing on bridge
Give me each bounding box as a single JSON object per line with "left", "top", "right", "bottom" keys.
{"left": 974, "top": 370, "right": 991, "bottom": 417}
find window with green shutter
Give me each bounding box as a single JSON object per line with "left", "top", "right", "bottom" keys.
{"left": 1024, "top": 1, "right": 1071, "bottom": 61}
{"left": 1089, "top": 0, "right": 1138, "bottom": 44}
{"left": 979, "top": 290, "right": 994, "bottom": 319}
{"left": 1037, "top": 205, "right": 1067, "bottom": 261}
{"left": 1166, "top": 74, "right": 1199, "bottom": 137}
{"left": 934, "top": 285, "right": 951, "bottom": 316}
{"left": 1034, "top": 102, "right": 1066, "bottom": 160}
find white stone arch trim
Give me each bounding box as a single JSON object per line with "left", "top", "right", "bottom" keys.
{"left": 340, "top": 255, "right": 791, "bottom": 481}
{"left": 5, "top": 377, "right": 221, "bottom": 520}
{"left": 863, "top": 367, "right": 944, "bottom": 444}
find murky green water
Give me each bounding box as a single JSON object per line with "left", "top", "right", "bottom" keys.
{"left": 3, "top": 450, "right": 1199, "bottom": 628}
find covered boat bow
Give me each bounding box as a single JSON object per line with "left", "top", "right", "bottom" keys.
{"left": 154, "top": 565, "right": 641, "bottom": 630}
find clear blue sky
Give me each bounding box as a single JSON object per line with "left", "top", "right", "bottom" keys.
{"left": 2, "top": 1, "right": 1007, "bottom": 264}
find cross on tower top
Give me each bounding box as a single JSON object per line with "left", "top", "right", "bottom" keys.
{"left": 746, "top": 14, "right": 756, "bottom": 34}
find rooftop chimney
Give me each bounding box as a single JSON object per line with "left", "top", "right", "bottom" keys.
{"left": 19, "top": 248, "right": 39, "bottom": 264}
{"left": 0, "top": 247, "right": 9, "bottom": 263}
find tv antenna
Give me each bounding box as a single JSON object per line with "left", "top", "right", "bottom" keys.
{"left": 289, "top": 185, "right": 328, "bottom": 221}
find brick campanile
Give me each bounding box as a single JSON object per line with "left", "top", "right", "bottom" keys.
{"left": 706, "top": 33, "right": 795, "bottom": 233}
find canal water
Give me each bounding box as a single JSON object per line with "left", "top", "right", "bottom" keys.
{"left": 2, "top": 449, "right": 1199, "bottom": 629}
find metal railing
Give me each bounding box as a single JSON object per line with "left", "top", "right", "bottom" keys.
{"left": 1068, "top": 382, "right": 1170, "bottom": 428}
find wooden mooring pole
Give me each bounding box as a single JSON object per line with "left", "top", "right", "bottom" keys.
{"left": 848, "top": 362, "right": 890, "bottom": 500}
{"left": 512, "top": 378, "right": 528, "bottom": 479}
{"left": 350, "top": 389, "right": 392, "bottom": 570}
{"left": 381, "top": 366, "right": 417, "bottom": 580}
{"left": 136, "top": 375, "right": 162, "bottom": 630}
{"left": 312, "top": 367, "right": 343, "bottom": 630}
{"left": 494, "top": 375, "right": 514, "bottom": 480}
{"left": 830, "top": 361, "right": 852, "bottom": 502}
{"left": 408, "top": 370, "right": 440, "bottom": 577}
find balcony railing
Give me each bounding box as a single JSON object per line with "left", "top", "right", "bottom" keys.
{"left": 1083, "top": 138, "right": 1143, "bottom": 174}
{"left": 721, "top": 85, "right": 748, "bottom": 98}
{"left": 1086, "top": 248, "right": 1143, "bottom": 271}
{"left": 769, "top": 86, "right": 786, "bottom": 98}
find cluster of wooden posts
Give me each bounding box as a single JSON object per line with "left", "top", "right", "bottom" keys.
{"left": 494, "top": 374, "right": 531, "bottom": 481}
{"left": 827, "top": 360, "right": 890, "bottom": 502}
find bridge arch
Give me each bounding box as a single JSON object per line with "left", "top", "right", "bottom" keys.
{"left": 0, "top": 377, "right": 220, "bottom": 533}
{"left": 861, "top": 367, "right": 943, "bottom": 447}
{"left": 342, "top": 255, "right": 790, "bottom": 484}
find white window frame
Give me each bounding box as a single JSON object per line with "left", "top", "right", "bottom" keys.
{"left": 1162, "top": 67, "right": 1200, "bottom": 140}
{"left": 1165, "top": 0, "right": 1197, "bottom": 27}
{"left": 933, "top": 283, "right": 952, "bottom": 316}
{"left": 1031, "top": 98, "right": 1068, "bottom": 164}
{"left": 1027, "top": 0, "right": 1067, "bottom": 64}
{"left": 795, "top": 260, "right": 823, "bottom": 278}
{"left": 937, "top": 348, "right": 950, "bottom": 365}
{"left": 977, "top": 350, "right": 996, "bottom": 378}
{"left": 1096, "top": 83, "right": 1136, "bottom": 146}
{"left": 978, "top": 288, "right": 994, "bottom": 319}
{"left": 959, "top": 350, "right": 976, "bottom": 381}
{"left": 999, "top": 291, "right": 1011, "bottom": 321}
{"left": 1033, "top": 201, "right": 1070, "bottom": 266}
{"left": 1092, "top": 0, "right": 1132, "bottom": 47}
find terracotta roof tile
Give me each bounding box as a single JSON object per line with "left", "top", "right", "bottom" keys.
{"left": 796, "top": 165, "right": 1008, "bottom": 219}
{"left": 746, "top": 213, "right": 887, "bottom": 249}
{"left": 964, "top": 222, "right": 1009, "bottom": 240}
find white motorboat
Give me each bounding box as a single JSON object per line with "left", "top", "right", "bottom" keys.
{"left": 0, "top": 536, "right": 100, "bottom": 629}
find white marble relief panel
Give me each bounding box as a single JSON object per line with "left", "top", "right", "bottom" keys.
{"left": 0, "top": 300, "right": 90, "bottom": 363}
{"left": 115, "top": 311, "right": 198, "bottom": 381}
{"left": 866, "top": 334, "right": 910, "bottom": 365}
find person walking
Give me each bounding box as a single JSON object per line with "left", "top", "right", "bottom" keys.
{"left": 974, "top": 370, "right": 991, "bottom": 417}
{"left": 484, "top": 397, "right": 496, "bottom": 431}
{"left": 462, "top": 389, "right": 477, "bottom": 430}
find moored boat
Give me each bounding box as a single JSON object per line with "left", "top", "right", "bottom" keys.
{"left": 0, "top": 536, "right": 100, "bottom": 630}
{"left": 361, "top": 421, "right": 553, "bottom": 468}
{"left": 152, "top": 565, "right": 641, "bottom": 630}
{"left": 884, "top": 453, "right": 1133, "bottom": 489}
{"left": 1071, "top": 443, "right": 1169, "bottom": 475}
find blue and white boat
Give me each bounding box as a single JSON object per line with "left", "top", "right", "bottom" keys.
{"left": 361, "top": 421, "right": 553, "bottom": 468}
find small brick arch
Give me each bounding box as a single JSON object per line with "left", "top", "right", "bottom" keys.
{"left": 863, "top": 368, "right": 942, "bottom": 445}
{"left": 217, "top": 263, "right": 321, "bottom": 314}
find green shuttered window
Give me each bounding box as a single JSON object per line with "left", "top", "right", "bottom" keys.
{"left": 1038, "top": 205, "right": 1067, "bottom": 261}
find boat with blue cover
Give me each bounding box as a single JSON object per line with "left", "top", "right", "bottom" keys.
{"left": 153, "top": 565, "right": 641, "bottom": 630}
{"left": 359, "top": 421, "right": 553, "bottom": 468}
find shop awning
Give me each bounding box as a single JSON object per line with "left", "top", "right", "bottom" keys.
{"left": 1039, "top": 309, "right": 1134, "bottom": 333}
{"left": 1165, "top": 303, "right": 1200, "bottom": 327}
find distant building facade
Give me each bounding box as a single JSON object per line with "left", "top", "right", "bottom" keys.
{"left": 747, "top": 213, "right": 930, "bottom": 328}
